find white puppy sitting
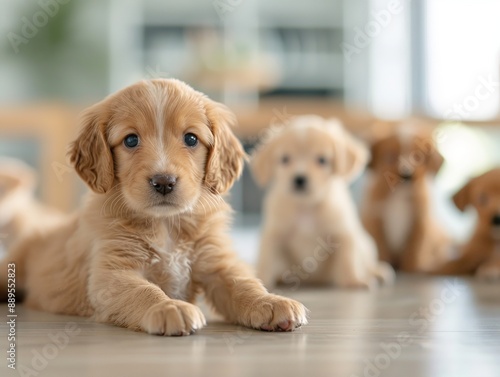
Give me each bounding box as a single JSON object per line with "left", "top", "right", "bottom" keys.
{"left": 251, "top": 115, "right": 394, "bottom": 289}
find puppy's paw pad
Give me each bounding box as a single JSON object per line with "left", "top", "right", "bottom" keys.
{"left": 248, "top": 295, "right": 308, "bottom": 332}
{"left": 141, "top": 300, "right": 206, "bottom": 336}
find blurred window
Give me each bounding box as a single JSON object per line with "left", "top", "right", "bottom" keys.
{"left": 424, "top": 0, "right": 500, "bottom": 120}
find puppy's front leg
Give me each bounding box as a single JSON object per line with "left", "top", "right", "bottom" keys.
{"left": 331, "top": 234, "right": 377, "bottom": 288}
{"left": 89, "top": 261, "right": 205, "bottom": 336}
{"left": 193, "top": 243, "right": 308, "bottom": 332}
{"left": 363, "top": 215, "right": 393, "bottom": 265}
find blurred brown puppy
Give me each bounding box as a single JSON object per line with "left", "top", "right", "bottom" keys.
{"left": 433, "top": 168, "right": 500, "bottom": 280}
{"left": 362, "top": 124, "right": 452, "bottom": 272}
{"left": 1, "top": 79, "right": 307, "bottom": 335}
{"left": 252, "top": 115, "right": 394, "bottom": 289}
{"left": 0, "top": 158, "right": 63, "bottom": 253}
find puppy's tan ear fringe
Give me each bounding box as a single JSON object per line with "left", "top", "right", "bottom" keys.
{"left": 427, "top": 148, "right": 445, "bottom": 175}
{"left": 203, "top": 99, "right": 246, "bottom": 195}
{"left": 250, "top": 132, "right": 279, "bottom": 188}
{"left": 67, "top": 103, "right": 114, "bottom": 194}
{"left": 331, "top": 122, "right": 369, "bottom": 182}
{"left": 452, "top": 179, "right": 473, "bottom": 212}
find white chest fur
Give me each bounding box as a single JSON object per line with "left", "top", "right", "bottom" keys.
{"left": 285, "top": 209, "right": 321, "bottom": 264}
{"left": 382, "top": 184, "right": 414, "bottom": 252}
{"left": 144, "top": 237, "right": 192, "bottom": 301}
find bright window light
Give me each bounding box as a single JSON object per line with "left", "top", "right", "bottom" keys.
{"left": 425, "top": 0, "right": 500, "bottom": 120}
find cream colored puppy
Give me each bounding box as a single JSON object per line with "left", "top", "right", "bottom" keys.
{"left": 0, "top": 158, "right": 63, "bottom": 254}
{"left": 251, "top": 116, "right": 394, "bottom": 289}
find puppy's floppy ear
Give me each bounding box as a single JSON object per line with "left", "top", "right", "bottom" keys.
{"left": 203, "top": 98, "right": 246, "bottom": 194}
{"left": 426, "top": 147, "right": 444, "bottom": 175}
{"left": 68, "top": 101, "right": 114, "bottom": 194}
{"left": 452, "top": 178, "right": 474, "bottom": 211}
{"left": 367, "top": 140, "right": 381, "bottom": 170}
{"left": 328, "top": 119, "right": 369, "bottom": 182}
{"left": 0, "top": 159, "right": 36, "bottom": 195}
{"left": 250, "top": 132, "right": 280, "bottom": 188}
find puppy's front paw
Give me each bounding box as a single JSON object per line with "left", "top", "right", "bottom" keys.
{"left": 375, "top": 261, "right": 396, "bottom": 285}
{"left": 476, "top": 264, "right": 500, "bottom": 282}
{"left": 243, "top": 294, "right": 308, "bottom": 332}
{"left": 141, "top": 300, "right": 206, "bottom": 336}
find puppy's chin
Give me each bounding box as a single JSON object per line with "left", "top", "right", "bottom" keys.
{"left": 143, "top": 201, "right": 194, "bottom": 218}
{"left": 122, "top": 191, "right": 198, "bottom": 219}
{"left": 282, "top": 186, "right": 326, "bottom": 205}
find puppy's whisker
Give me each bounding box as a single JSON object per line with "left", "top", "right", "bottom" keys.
{"left": 100, "top": 185, "right": 133, "bottom": 220}
{"left": 198, "top": 198, "right": 209, "bottom": 217}
{"left": 106, "top": 192, "right": 124, "bottom": 217}
{"left": 199, "top": 189, "right": 224, "bottom": 213}
{"left": 100, "top": 186, "right": 122, "bottom": 217}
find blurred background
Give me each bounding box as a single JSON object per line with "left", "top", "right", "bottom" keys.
{"left": 1, "top": 0, "right": 500, "bottom": 262}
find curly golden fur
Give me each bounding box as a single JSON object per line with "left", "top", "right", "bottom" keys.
{"left": 0, "top": 79, "right": 307, "bottom": 335}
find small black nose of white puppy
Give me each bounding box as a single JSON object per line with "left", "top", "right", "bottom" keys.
{"left": 293, "top": 175, "right": 307, "bottom": 191}
{"left": 150, "top": 174, "right": 177, "bottom": 195}
{"left": 491, "top": 214, "right": 500, "bottom": 226}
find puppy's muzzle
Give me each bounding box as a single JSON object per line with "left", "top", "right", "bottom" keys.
{"left": 293, "top": 175, "right": 307, "bottom": 191}
{"left": 491, "top": 214, "right": 500, "bottom": 227}
{"left": 150, "top": 174, "right": 177, "bottom": 196}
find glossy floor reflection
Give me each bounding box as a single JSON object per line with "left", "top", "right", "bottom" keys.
{"left": 1, "top": 275, "right": 499, "bottom": 377}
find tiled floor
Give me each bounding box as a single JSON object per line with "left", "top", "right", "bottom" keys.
{"left": 1, "top": 275, "right": 499, "bottom": 377}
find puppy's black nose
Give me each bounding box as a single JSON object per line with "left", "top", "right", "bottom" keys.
{"left": 150, "top": 175, "right": 177, "bottom": 195}
{"left": 491, "top": 214, "right": 500, "bottom": 226}
{"left": 294, "top": 175, "right": 307, "bottom": 190}
{"left": 400, "top": 173, "right": 413, "bottom": 181}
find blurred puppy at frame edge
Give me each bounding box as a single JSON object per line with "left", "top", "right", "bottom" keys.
{"left": 0, "top": 79, "right": 308, "bottom": 336}
{"left": 433, "top": 168, "right": 500, "bottom": 280}
{"left": 251, "top": 115, "right": 395, "bottom": 289}
{"left": 362, "top": 122, "right": 453, "bottom": 272}
{"left": 0, "top": 158, "right": 64, "bottom": 254}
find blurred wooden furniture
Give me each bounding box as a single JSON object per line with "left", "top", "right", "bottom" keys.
{"left": 232, "top": 97, "right": 500, "bottom": 142}
{"left": 233, "top": 97, "right": 380, "bottom": 141}
{"left": 0, "top": 104, "right": 79, "bottom": 212}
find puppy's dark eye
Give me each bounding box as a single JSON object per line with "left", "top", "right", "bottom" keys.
{"left": 317, "top": 156, "right": 327, "bottom": 165}
{"left": 184, "top": 133, "right": 198, "bottom": 147}
{"left": 124, "top": 134, "right": 139, "bottom": 148}
{"left": 281, "top": 155, "right": 290, "bottom": 165}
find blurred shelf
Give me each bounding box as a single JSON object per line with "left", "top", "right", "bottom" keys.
{"left": 232, "top": 97, "right": 500, "bottom": 141}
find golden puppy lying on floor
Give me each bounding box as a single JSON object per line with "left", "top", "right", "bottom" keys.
{"left": 433, "top": 168, "right": 500, "bottom": 280}
{"left": 251, "top": 115, "right": 394, "bottom": 289}
{"left": 0, "top": 158, "right": 63, "bottom": 253}
{"left": 362, "top": 124, "right": 452, "bottom": 272}
{"left": 1, "top": 79, "right": 307, "bottom": 335}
